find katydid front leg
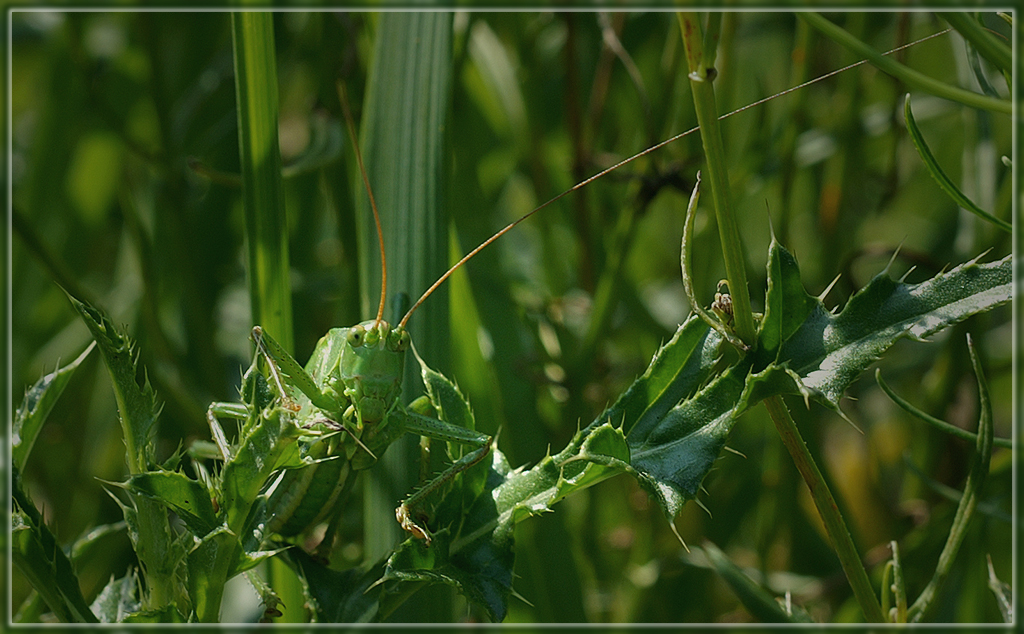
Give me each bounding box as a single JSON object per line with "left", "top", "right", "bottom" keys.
{"left": 206, "top": 401, "right": 246, "bottom": 460}
{"left": 251, "top": 326, "right": 348, "bottom": 415}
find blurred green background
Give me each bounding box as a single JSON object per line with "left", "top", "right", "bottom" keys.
{"left": 11, "top": 11, "right": 1012, "bottom": 623}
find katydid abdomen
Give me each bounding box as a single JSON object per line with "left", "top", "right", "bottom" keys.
{"left": 265, "top": 452, "right": 354, "bottom": 539}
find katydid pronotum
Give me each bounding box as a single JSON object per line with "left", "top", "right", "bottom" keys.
{"left": 203, "top": 23, "right": 955, "bottom": 560}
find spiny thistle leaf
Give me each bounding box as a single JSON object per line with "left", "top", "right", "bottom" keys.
{"left": 185, "top": 526, "right": 236, "bottom": 623}
{"left": 415, "top": 345, "right": 476, "bottom": 434}
{"left": 12, "top": 467, "right": 99, "bottom": 623}
{"left": 600, "top": 314, "right": 724, "bottom": 440}
{"left": 288, "top": 550, "right": 384, "bottom": 623}
{"left": 89, "top": 570, "right": 141, "bottom": 623}
{"left": 766, "top": 244, "right": 1011, "bottom": 410}
{"left": 220, "top": 401, "right": 305, "bottom": 533}
{"left": 627, "top": 358, "right": 751, "bottom": 519}
{"left": 629, "top": 243, "right": 1009, "bottom": 522}
{"left": 383, "top": 526, "right": 512, "bottom": 623}
{"left": 382, "top": 351, "right": 517, "bottom": 622}
{"left": 378, "top": 242, "right": 1011, "bottom": 621}
{"left": 13, "top": 342, "right": 95, "bottom": 472}
{"left": 381, "top": 449, "right": 515, "bottom": 623}
{"left": 65, "top": 292, "right": 161, "bottom": 473}
{"left": 64, "top": 292, "right": 185, "bottom": 613}
{"left": 126, "top": 471, "right": 219, "bottom": 538}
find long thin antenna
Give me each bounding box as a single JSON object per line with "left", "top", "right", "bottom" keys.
{"left": 398, "top": 28, "right": 952, "bottom": 329}
{"left": 339, "top": 82, "right": 388, "bottom": 325}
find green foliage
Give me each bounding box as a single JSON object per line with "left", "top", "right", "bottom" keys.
{"left": 904, "top": 95, "right": 1010, "bottom": 233}
{"left": 65, "top": 293, "right": 161, "bottom": 472}
{"left": 12, "top": 11, "right": 1012, "bottom": 624}
{"left": 906, "top": 336, "right": 996, "bottom": 622}
{"left": 701, "top": 540, "right": 814, "bottom": 623}
{"left": 13, "top": 341, "right": 94, "bottom": 471}
{"left": 232, "top": 12, "right": 293, "bottom": 353}
{"left": 755, "top": 245, "right": 1011, "bottom": 411}
{"left": 66, "top": 294, "right": 186, "bottom": 615}
{"left": 375, "top": 240, "right": 1010, "bottom": 622}
{"left": 12, "top": 468, "right": 99, "bottom": 623}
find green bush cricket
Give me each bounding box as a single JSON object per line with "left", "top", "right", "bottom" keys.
{"left": 204, "top": 87, "right": 494, "bottom": 555}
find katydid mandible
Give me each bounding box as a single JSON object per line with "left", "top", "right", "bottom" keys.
{"left": 205, "top": 28, "right": 951, "bottom": 555}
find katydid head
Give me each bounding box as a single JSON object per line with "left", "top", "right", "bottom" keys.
{"left": 339, "top": 319, "right": 410, "bottom": 424}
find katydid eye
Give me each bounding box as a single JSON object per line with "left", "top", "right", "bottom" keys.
{"left": 347, "top": 325, "right": 365, "bottom": 347}
{"left": 389, "top": 329, "right": 410, "bottom": 351}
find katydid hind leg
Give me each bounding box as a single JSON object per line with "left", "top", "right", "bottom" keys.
{"left": 396, "top": 439, "right": 494, "bottom": 545}
{"left": 393, "top": 409, "right": 494, "bottom": 544}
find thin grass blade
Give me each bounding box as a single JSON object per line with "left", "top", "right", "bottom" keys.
{"left": 355, "top": 12, "right": 452, "bottom": 566}
{"left": 232, "top": 12, "right": 293, "bottom": 352}
{"left": 904, "top": 95, "right": 1010, "bottom": 233}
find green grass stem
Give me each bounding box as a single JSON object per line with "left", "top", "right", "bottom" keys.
{"left": 763, "top": 396, "right": 886, "bottom": 623}
{"left": 876, "top": 368, "right": 1012, "bottom": 449}
{"left": 232, "top": 12, "right": 293, "bottom": 353}
{"left": 800, "top": 13, "right": 1010, "bottom": 115}
{"left": 903, "top": 95, "right": 1011, "bottom": 233}
{"left": 677, "top": 12, "right": 756, "bottom": 346}
{"left": 940, "top": 12, "right": 1012, "bottom": 75}
{"left": 907, "top": 336, "right": 995, "bottom": 622}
